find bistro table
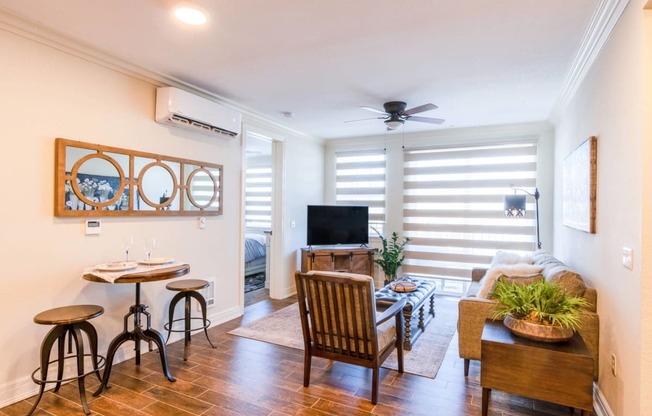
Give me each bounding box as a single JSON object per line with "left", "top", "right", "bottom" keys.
{"left": 83, "top": 262, "right": 190, "bottom": 396}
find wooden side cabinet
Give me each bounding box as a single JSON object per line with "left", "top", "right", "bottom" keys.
{"left": 480, "top": 321, "right": 594, "bottom": 416}
{"left": 300, "top": 247, "right": 375, "bottom": 277}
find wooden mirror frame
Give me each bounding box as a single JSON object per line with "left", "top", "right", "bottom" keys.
{"left": 55, "top": 138, "right": 223, "bottom": 217}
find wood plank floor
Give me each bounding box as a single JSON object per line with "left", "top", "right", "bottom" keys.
{"left": 1, "top": 296, "right": 589, "bottom": 415}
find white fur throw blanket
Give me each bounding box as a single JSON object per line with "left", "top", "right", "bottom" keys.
{"left": 477, "top": 263, "right": 544, "bottom": 299}
{"left": 490, "top": 250, "right": 534, "bottom": 267}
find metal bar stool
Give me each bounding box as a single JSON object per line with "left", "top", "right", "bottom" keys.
{"left": 164, "top": 279, "right": 216, "bottom": 361}
{"left": 29, "top": 305, "right": 105, "bottom": 416}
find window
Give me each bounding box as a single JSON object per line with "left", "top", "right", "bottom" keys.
{"left": 402, "top": 141, "right": 538, "bottom": 293}
{"left": 244, "top": 165, "right": 272, "bottom": 229}
{"left": 335, "top": 149, "right": 386, "bottom": 235}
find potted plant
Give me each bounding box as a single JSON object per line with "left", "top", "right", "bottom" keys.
{"left": 490, "top": 278, "right": 590, "bottom": 342}
{"left": 372, "top": 227, "right": 411, "bottom": 284}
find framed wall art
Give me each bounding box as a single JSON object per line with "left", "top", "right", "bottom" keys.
{"left": 55, "top": 138, "right": 223, "bottom": 217}
{"left": 562, "top": 136, "right": 597, "bottom": 233}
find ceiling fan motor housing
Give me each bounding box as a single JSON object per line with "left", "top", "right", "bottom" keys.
{"left": 383, "top": 101, "right": 407, "bottom": 115}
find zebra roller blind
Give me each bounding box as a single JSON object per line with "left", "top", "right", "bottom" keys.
{"left": 402, "top": 141, "right": 538, "bottom": 279}
{"left": 335, "top": 149, "right": 386, "bottom": 233}
{"left": 244, "top": 165, "right": 272, "bottom": 229}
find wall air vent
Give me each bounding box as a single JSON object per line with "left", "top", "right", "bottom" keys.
{"left": 201, "top": 277, "right": 216, "bottom": 309}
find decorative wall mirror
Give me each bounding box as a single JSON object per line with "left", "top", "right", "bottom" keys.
{"left": 55, "top": 138, "right": 223, "bottom": 217}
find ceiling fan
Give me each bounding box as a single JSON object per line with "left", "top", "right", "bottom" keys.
{"left": 347, "top": 101, "right": 445, "bottom": 130}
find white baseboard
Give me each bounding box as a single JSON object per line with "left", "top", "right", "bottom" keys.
{"left": 0, "top": 305, "right": 243, "bottom": 409}
{"left": 279, "top": 285, "right": 297, "bottom": 300}
{"left": 594, "top": 383, "right": 615, "bottom": 416}
{"left": 0, "top": 374, "right": 40, "bottom": 409}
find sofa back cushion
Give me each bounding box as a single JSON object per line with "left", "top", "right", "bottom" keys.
{"left": 532, "top": 252, "right": 587, "bottom": 298}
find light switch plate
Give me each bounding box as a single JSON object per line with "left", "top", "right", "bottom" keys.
{"left": 622, "top": 247, "right": 633, "bottom": 270}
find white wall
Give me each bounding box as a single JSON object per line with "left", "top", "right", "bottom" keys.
{"left": 641, "top": 4, "right": 652, "bottom": 414}
{"left": 280, "top": 134, "right": 325, "bottom": 296}
{"left": 552, "top": 1, "right": 651, "bottom": 414}
{"left": 0, "top": 27, "right": 324, "bottom": 406}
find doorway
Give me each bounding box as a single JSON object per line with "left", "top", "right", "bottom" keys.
{"left": 243, "top": 133, "right": 273, "bottom": 306}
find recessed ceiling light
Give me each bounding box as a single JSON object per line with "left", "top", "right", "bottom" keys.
{"left": 174, "top": 6, "right": 207, "bottom": 26}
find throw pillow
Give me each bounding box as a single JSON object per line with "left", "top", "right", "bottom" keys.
{"left": 477, "top": 264, "right": 544, "bottom": 299}
{"left": 490, "top": 250, "right": 535, "bottom": 267}
{"left": 498, "top": 273, "right": 544, "bottom": 287}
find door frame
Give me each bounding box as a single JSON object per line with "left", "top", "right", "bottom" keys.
{"left": 241, "top": 127, "right": 285, "bottom": 307}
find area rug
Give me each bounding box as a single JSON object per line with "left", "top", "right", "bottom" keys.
{"left": 228, "top": 296, "right": 458, "bottom": 378}
{"left": 244, "top": 272, "right": 266, "bottom": 293}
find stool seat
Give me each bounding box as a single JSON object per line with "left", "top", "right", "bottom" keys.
{"left": 34, "top": 305, "right": 104, "bottom": 325}
{"left": 166, "top": 279, "right": 209, "bottom": 292}
{"left": 165, "top": 279, "right": 215, "bottom": 361}
{"left": 29, "top": 304, "right": 104, "bottom": 416}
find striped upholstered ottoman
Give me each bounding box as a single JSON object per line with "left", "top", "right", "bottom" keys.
{"left": 375, "top": 278, "right": 437, "bottom": 350}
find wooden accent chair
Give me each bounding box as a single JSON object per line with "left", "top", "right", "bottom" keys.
{"left": 294, "top": 270, "right": 407, "bottom": 404}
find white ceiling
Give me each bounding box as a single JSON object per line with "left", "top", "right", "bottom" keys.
{"left": 0, "top": 0, "right": 598, "bottom": 139}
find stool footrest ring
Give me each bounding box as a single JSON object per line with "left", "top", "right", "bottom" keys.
{"left": 31, "top": 354, "right": 106, "bottom": 385}
{"left": 164, "top": 317, "right": 212, "bottom": 333}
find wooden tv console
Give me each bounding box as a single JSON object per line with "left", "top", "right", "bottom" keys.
{"left": 300, "top": 247, "right": 375, "bottom": 277}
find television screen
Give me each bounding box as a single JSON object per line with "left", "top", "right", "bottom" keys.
{"left": 307, "top": 205, "right": 369, "bottom": 246}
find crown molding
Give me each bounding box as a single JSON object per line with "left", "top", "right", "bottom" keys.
{"left": 0, "top": 6, "right": 317, "bottom": 142}
{"left": 550, "top": 0, "right": 630, "bottom": 122}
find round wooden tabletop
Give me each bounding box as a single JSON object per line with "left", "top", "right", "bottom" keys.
{"left": 83, "top": 263, "right": 190, "bottom": 284}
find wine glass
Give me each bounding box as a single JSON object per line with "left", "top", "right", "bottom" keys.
{"left": 121, "top": 236, "right": 133, "bottom": 262}
{"left": 144, "top": 237, "right": 156, "bottom": 263}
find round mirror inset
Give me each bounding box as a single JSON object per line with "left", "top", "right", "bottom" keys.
{"left": 186, "top": 167, "right": 219, "bottom": 210}
{"left": 138, "top": 162, "right": 177, "bottom": 210}
{"left": 71, "top": 155, "right": 125, "bottom": 209}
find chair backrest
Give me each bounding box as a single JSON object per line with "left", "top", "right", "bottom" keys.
{"left": 295, "top": 271, "right": 379, "bottom": 361}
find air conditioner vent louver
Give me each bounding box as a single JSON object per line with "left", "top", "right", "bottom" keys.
{"left": 156, "top": 87, "right": 242, "bottom": 139}
{"left": 168, "top": 114, "right": 238, "bottom": 137}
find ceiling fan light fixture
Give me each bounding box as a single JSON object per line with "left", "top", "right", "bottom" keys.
{"left": 385, "top": 119, "right": 404, "bottom": 130}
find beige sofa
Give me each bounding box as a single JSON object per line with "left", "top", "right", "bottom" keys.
{"left": 457, "top": 251, "right": 599, "bottom": 379}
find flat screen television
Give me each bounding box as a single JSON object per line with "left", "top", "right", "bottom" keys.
{"left": 307, "top": 205, "right": 369, "bottom": 246}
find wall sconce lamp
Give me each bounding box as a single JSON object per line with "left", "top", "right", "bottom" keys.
{"left": 504, "top": 184, "right": 541, "bottom": 249}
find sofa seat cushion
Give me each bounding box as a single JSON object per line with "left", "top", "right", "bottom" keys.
{"left": 466, "top": 281, "right": 482, "bottom": 297}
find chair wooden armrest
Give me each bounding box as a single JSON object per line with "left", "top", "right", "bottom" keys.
{"left": 376, "top": 298, "right": 407, "bottom": 325}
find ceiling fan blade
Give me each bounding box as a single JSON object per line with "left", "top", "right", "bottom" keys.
{"left": 359, "top": 106, "right": 388, "bottom": 115}
{"left": 407, "top": 115, "right": 446, "bottom": 124}
{"left": 404, "top": 103, "right": 438, "bottom": 115}
{"left": 344, "top": 117, "right": 386, "bottom": 123}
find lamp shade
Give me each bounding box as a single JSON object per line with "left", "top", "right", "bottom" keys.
{"left": 504, "top": 195, "right": 526, "bottom": 217}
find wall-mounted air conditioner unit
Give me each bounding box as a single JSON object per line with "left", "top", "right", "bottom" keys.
{"left": 155, "top": 87, "right": 242, "bottom": 138}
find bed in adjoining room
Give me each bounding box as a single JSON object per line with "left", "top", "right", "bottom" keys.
{"left": 244, "top": 233, "right": 267, "bottom": 277}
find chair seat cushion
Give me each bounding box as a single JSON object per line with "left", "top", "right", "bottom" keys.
{"left": 377, "top": 318, "right": 397, "bottom": 351}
